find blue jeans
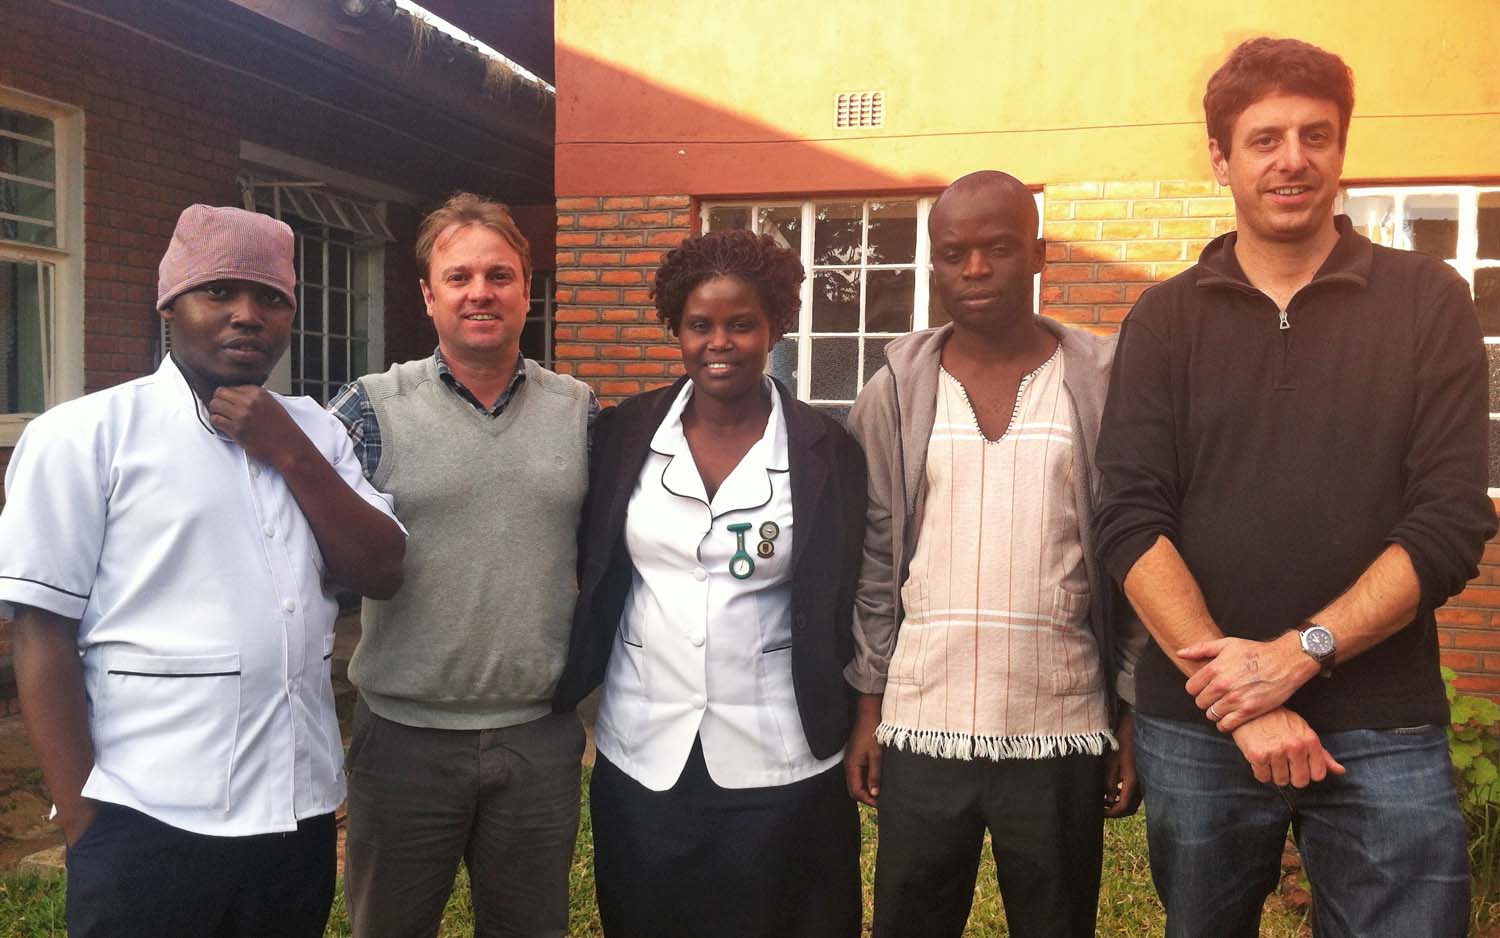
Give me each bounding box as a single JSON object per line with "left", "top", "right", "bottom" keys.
{"left": 1134, "top": 713, "right": 1468, "bottom": 938}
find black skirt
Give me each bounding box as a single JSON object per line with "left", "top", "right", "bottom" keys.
{"left": 590, "top": 737, "right": 862, "bottom": 938}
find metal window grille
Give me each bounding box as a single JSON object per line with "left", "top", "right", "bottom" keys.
{"left": 242, "top": 178, "right": 390, "bottom": 404}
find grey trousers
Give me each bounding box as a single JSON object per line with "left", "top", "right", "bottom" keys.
{"left": 343, "top": 699, "right": 585, "bottom": 938}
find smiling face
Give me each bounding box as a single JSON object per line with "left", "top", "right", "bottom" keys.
{"left": 161, "top": 279, "right": 292, "bottom": 398}
{"left": 1211, "top": 91, "right": 1345, "bottom": 251}
{"left": 679, "top": 275, "right": 778, "bottom": 406}
{"left": 420, "top": 223, "right": 530, "bottom": 365}
{"left": 928, "top": 182, "right": 1045, "bottom": 339}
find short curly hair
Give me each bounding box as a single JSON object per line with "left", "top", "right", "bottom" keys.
{"left": 652, "top": 229, "right": 803, "bottom": 337}
{"left": 1204, "top": 37, "right": 1354, "bottom": 158}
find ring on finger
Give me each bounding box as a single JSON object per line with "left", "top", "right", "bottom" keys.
{"left": 1207, "top": 703, "right": 1222, "bottom": 721}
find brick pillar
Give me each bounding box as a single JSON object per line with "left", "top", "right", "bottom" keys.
{"left": 553, "top": 196, "right": 694, "bottom": 403}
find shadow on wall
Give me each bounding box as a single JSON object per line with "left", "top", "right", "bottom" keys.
{"left": 554, "top": 45, "right": 954, "bottom": 198}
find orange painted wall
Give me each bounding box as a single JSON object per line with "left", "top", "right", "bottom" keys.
{"left": 555, "top": 0, "right": 1500, "bottom": 196}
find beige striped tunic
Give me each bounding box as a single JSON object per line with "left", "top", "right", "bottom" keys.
{"left": 877, "top": 350, "right": 1114, "bottom": 760}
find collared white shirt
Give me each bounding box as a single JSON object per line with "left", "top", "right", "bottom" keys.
{"left": 0, "top": 357, "right": 401, "bottom": 836}
{"left": 594, "top": 378, "right": 842, "bottom": 791}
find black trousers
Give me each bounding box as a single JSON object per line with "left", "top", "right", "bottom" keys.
{"left": 590, "top": 738, "right": 862, "bottom": 938}
{"left": 871, "top": 747, "right": 1104, "bottom": 938}
{"left": 65, "top": 801, "right": 336, "bottom": 938}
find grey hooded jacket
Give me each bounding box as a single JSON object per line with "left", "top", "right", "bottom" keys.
{"left": 843, "top": 317, "right": 1142, "bottom": 715}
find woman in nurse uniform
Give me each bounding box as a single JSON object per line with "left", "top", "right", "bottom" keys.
{"left": 556, "top": 229, "right": 867, "bottom": 937}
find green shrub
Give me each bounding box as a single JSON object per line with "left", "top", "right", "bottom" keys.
{"left": 1446, "top": 665, "right": 1500, "bottom": 808}
{"left": 1445, "top": 665, "right": 1500, "bottom": 922}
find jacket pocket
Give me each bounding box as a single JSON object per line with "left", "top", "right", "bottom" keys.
{"left": 97, "top": 651, "right": 241, "bottom": 811}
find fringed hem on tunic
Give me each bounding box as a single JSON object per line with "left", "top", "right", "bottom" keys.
{"left": 875, "top": 723, "right": 1118, "bottom": 761}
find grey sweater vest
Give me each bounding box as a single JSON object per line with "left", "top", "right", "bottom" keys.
{"left": 349, "top": 356, "right": 590, "bottom": 729}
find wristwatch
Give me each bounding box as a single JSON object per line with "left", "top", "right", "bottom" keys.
{"left": 1297, "top": 622, "right": 1336, "bottom": 677}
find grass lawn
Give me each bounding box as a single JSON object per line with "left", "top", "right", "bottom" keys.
{"left": 0, "top": 766, "right": 1318, "bottom": 938}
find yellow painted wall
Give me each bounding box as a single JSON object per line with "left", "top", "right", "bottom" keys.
{"left": 555, "top": 0, "right": 1500, "bottom": 195}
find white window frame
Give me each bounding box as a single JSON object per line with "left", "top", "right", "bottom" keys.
{"left": 0, "top": 86, "right": 83, "bottom": 445}
{"left": 701, "top": 194, "right": 1043, "bottom": 410}
{"left": 1342, "top": 183, "right": 1500, "bottom": 493}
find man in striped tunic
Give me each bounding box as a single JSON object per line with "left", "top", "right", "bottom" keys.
{"left": 844, "top": 171, "right": 1141, "bottom": 938}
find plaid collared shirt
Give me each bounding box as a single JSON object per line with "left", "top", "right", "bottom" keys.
{"left": 328, "top": 348, "right": 599, "bottom": 480}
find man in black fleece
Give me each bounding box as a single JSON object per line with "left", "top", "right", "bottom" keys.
{"left": 1094, "top": 36, "right": 1495, "bottom": 938}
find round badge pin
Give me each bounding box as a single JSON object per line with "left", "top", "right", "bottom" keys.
{"left": 756, "top": 540, "right": 775, "bottom": 559}
{"left": 759, "top": 520, "right": 780, "bottom": 541}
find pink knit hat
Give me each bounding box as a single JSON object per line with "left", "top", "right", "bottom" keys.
{"left": 156, "top": 204, "right": 298, "bottom": 312}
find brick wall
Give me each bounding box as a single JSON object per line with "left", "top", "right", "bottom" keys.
{"left": 552, "top": 195, "right": 693, "bottom": 401}
{"left": 555, "top": 181, "right": 1500, "bottom": 698}
{"left": 1040, "top": 180, "right": 1236, "bottom": 333}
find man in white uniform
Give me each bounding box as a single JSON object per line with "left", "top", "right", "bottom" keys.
{"left": 0, "top": 204, "right": 405, "bottom": 938}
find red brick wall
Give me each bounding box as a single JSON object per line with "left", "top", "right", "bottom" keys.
{"left": 552, "top": 196, "right": 694, "bottom": 400}
{"left": 1040, "top": 180, "right": 1235, "bottom": 333}
{"left": 555, "top": 182, "right": 1500, "bottom": 698}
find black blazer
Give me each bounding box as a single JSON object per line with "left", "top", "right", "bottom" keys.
{"left": 554, "top": 376, "right": 867, "bottom": 759}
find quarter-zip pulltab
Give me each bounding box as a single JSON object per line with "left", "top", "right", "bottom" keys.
{"left": 1278, "top": 308, "right": 1290, "bottom": 331}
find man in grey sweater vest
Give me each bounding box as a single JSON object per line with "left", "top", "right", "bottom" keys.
{"left": 329, "top": 193, "right": 597, "bottom": 938}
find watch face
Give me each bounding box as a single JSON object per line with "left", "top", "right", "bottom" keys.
{"left": 730, "top": 556, "right": 754, "bottom": 580}
{"left": 1303, "top": 626, "right": 1335, "bottom": 658}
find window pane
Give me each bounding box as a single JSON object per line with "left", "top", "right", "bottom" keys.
{"left": 1476, "top": 268, "right": 1500, "bottom": 338}
{"left": 1480, "top": 192, "right": 1500, "bottom": 261}
{"left": 301, "top": 286, "right": 323, "bottom": 332}
{"left": 757, "top": 206, "right": 801, "bottom": 253}
{"left": 302, "top": 334, "right": 323, "bottom": 382}
{"left": 708, "top": 207, "right": 750, "bottom": 232}
{"left": 768, "top": 336, "right": 798, "bottom": 396}
{"left": 352, "top": 340, "right": 367, "bottom": 377}
{"left": 301, "top": 235, "right": 325, "bottom": 284}
{"left": 811, "top": 269, "right": 860, "bottom": 332}
{"left": 352, "top": 294, "right": 369, "bottom": 339}
{"left": 866, "top": 269, "right": 914, "bottom": 332}
{"left": 868, "top": 201, "right": 917, "bottom": 265}
{"left": 330, "top": 290, "right": 349, "bottom": 335}
{"left": 863, "top": 337, "right": 893, "bottom": 384}
{"left": 0, "top": 108, "right": 54, "bottom": 142}
{"left": 328, "top": 336, "right": 348, "bottom": 385}
{"left": 1404, "top": 194, "right": 1458, "bottom": 259}
{"left": 520, "top": 318, "right": 546, "bottom": 361}
{"left": 330, "top": 243, "right": 350, "bottom": 289}
{"left": 810, "top": 337, "right": 857, "bottom": 401}
{"left": 1344, "top": 195, "right": 1395, "bottom": 247}
{"left": 0, "top": 259, "right": 45, "bottom": 413}
{"left": 0, "top": 215, "right": 55, "bottom": 246}
{"left": 813, "top": 202, "right": 863, "bottom": 265}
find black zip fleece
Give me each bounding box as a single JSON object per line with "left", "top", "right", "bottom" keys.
{"left": 1094, "top": 215, "right": 1496, "bottom": 730}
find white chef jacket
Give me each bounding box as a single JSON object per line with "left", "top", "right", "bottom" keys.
{"left": 593, "top": 378, "right": 843, "bottom": 791}
{"left": 0, "top": 356, "right": 401, "bottom": 836}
